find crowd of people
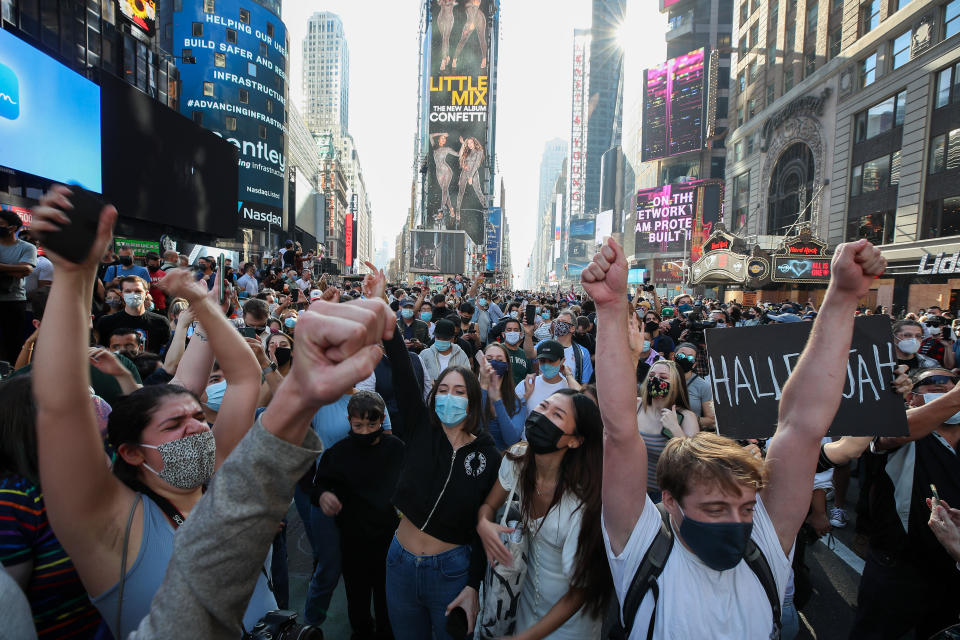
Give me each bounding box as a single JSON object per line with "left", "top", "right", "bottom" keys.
{"left": 0, "top": 188, "right": 958, "bottom": 640}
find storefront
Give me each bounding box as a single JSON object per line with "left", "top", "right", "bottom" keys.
{"left": 876, "top": 239, "right": 960, "bottom": 314}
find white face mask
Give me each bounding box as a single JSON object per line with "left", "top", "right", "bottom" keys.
{"left": 929, "top": 327, "right": 942, "bottom": 336}
{"left": 123, "top": 293, "right": 144, "bottom": 307}
{"left": 922, "top": 393, "right": 960, "bottom": 423}
{"left": 504, "top": 331, "right": 522, "bottom": 345}
{"left": 897, "top": 337, "right": 921, "bottom": 355}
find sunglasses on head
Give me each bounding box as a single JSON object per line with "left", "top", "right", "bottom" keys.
{"left": 913, "top": 374, "right": 959, "bottom": 389}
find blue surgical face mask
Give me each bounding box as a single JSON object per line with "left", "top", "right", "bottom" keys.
{"left": 477, "top": 297, "right": 487, "bottom": 306}
{"left": 488, "top": 359, "right": 510, "bottom": 377}
{"left": 434, "top": 393, "right": 469, "bottom": 427}
{"left": 541, "top": 312, "right": 551, "bottom": 320}
{"left": 284, "top": 317, "right": 297, "bottom": 329}
{"left": 922, "top": 393, "right": 960, "bottom": 423}
{"left": 433, "top": 339, "right": 451, "bottom": 352}
{"left": 401, "top": 308, "right": 414, "bottom": 320}
{"left": 420, "top": 311, "right": 433, "bottom": 322}
{"left": 677, "top": 505, "right": 753, "bottom": 571}
{"left": 540, "top": 362, "right": 562, "bottom": 379}
{"left": 678, "top": 303, "right": 693, "bottom": 313}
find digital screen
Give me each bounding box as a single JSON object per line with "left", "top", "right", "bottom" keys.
{"left": 174, "top": 0, "right": 287, "bottom": 231}
{"left": 570, "top": 219, "right": 595, "bottom": 238}
{"left": 486, "top": 207, "right": 502, "bottom": 271}
{"left": 100, "top": 72, "right": 239, "bottom": 238}
{"left": 118, "top": 0, "right": 156, "bottom": 35}
{"left": 641, "top": 48, "right": 705, "bottom": 162}
{"left": 634, "top": 180, "right": 723, "bottom": 257}
{"left": 663, "top": 0, "right": 684, "bottom": 6}
{"left": 0, "top": 29, "right": 101, "bottom": 191}
{"left": 772, "top": 257, "right": 832, "bottom": 282}
{"left": 410, "top": 230, "right": 467, "bottom": 274}
{"left": 425, "top": 0, "right": 494, "bottom": 245}
{"left": 628, "top": 269, "right": 647, "bottom": 284}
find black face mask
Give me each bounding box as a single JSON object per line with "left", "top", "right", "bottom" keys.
{"left": 274, "top": 347, "right": 292, "bottom": 367}
{"left": 348, "top": 426, "right": 384, "bottom": 446}
{"left": 119, "top": 256, "right": 133, "bottom": 266}
{"left": 0, "top": 226, "right": 12, "bottom": 237}
{"left": 524, "top": 410, "right": 567, "bottom": 454}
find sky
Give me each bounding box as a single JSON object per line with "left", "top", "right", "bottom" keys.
{"left": 282, "top": 0, "right": 666, "bottom": 275}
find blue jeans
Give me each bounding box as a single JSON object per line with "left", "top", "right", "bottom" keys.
{"left": 385, "top": 536, "right": 471, "bottom": 640}
{"left": 303, "top": 505, "right": 342, "bottom": 626}
{"left": 270, "top": 520, "right": 290, "bottom": 609}
{"left": 781, "top": 596, "right": 799, "bottom": 640}
{"left": 293, "top": 485, "right": 319, "bottom": 557}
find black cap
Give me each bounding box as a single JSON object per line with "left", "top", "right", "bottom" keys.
{"left": 536, "top": 340, "right": 564, "bottom": 362}
{"left": 434, "top": 319, "right": 456, "bottom": 339}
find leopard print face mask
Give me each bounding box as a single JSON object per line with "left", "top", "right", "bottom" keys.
{"left": 141, "top": 431, "right": 215, "bottom": 489}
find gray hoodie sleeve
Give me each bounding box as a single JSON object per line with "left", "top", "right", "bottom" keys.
{"left": 129, "top": 417, "right": 322, "bottom": 640}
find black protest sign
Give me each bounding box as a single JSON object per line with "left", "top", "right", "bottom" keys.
{"left": 704, "top": 315, "right": 909, "bottom": 439}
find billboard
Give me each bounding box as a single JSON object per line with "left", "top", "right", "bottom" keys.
{"left": 118, "top": 0, "right": 157, "bottom": 35}
{"left": 641, "top": 48, "right": 705, "bottom": 162}
{"left": 633, "top": 179, "right": 723, "bottom": 258}
{"left": 0, "top": 29, "right": 101, "bottom": 191}
{"left": 410, "top": 229, "right": 467, "bottom": 274}
{"left": 485, "top": 206, "right": 501, "bottom": 271}
{"left": 174, "top": 0, "right": 288, "bottom": 231}
{"left": 426, "top": 0, "right": 493, "bottom": 245}
{"left": 568, "top": 30, "right": 590, "bottom": 227}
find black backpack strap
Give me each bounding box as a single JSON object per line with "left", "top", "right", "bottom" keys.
{"left": 573, "top": 342, "right": 583, "bottom": 383}
{"left": 744, "top": 540, "right": 782, "bottom": 639}
{"left": 602, "top": 502, "right": 675, "bottom": 639}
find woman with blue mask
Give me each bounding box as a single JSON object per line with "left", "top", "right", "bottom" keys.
{"left": 477, "top": 343, "right": 525, "bottom": 450}
{"left": 384, "top": 327, "right": 501, "bottom": 639}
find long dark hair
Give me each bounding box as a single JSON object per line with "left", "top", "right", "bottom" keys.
{"left": 426, "top": 365, "right": 484, "bottom": 435}
{"left": 107, "top": 384, "right": 200, "bottom": 487}
{"left": 506, "top": 388, "right": 611, "bottom": 617}
{"left": 0, "top": 376, "right": 39, "bottom": 485}
{"left": 484, "top": 343, "right": 520, "bottom": 418}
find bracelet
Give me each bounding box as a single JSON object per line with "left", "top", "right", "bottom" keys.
{"left": 261, "top": 362, "right": 278, "bottom": 375}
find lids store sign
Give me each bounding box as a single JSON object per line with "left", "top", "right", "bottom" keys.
{"left": 917, "top": 252, "right": 960, "bottom": 275}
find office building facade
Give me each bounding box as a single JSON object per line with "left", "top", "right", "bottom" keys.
{"left": 302, "top": 11, "right": 349, "bottom": 139}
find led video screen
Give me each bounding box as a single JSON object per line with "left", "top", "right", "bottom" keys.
{"left": 633, "top": 179, "right": 723, "bottom": 258}
{"left": 641, "top": 48, "right": 705, "bottom": 162}
{"left": 0, "top": 29, "right": 102, "bottom": 191}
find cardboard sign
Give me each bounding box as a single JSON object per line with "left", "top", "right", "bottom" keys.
{"left": 704, "top": 315, "right": 909, "bottom": 439}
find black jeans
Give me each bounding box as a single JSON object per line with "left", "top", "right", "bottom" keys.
{"left": 341, "top": 531, "right": 393, "bottom": 640}
{"left": 0, "top": 300, "right": 27, "bottom": 365}
{"left": 850, "top": 548, "right": 960, "bottom": 639}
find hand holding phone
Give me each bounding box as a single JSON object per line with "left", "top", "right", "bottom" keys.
{"left": 32, "top": 184, "right": 114, "bottom": 265}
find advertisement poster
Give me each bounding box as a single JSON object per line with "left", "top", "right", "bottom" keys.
{"left": 410, "top": 229, "right": 467, "bottom": 274}
{"left": 426, "top": 0, "right": 493, "bottom": 245}
{"left": 174, "top": 0, "right": 288, "bottom": 231}
{"left": 485, "top": 206, "right": 501, "bottom": 271}
{"left": 641, "top": 48, "right": 705, "bottom": 162}
{"left": 633, "top": 179, "right": 723, "bottom": 258}
{"left": 568, "top": 30, "right": 590, "bottom": 230}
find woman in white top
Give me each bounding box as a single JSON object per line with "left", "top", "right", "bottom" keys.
{"left": 476, "top": 389, "right": 610, "bottom": 639}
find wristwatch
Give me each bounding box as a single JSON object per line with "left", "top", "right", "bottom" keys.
{"left": 262, "top": 362, "right": 278, "bottom": 375}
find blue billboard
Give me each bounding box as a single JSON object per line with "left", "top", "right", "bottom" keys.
{"left": 174, "top": 0, "right": 287, "bottom": 231}
{"left": 0, "top": 29, "right": 102, "bottom": 191}
{"left": 486, "top": 206, "right": 501, "bottom": 271}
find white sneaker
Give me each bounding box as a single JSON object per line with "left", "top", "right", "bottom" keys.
{"left": 829, "top": 507, "right": 848, "bottom": 528}
{"left": 825, "top": 489, "right": 835, "bottom": 502}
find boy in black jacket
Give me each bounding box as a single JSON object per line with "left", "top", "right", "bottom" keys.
{"left": 312, "top": 391, "right": 404, "bottom": 640}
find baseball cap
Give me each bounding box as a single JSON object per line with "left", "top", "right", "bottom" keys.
{"left": 309, "top": 289, "right": 324, "bottom": 302}
{"left": 661, "top": 307, "right": 675, "bottom": 318}
{"left": 400, "top": 298, "right": 415, "bottom": 308}
{"left": 767, "top": 313, "right": 802, "bottom": 323}
{"left": 536, "top": 340, "right": 564, "bottom": 362}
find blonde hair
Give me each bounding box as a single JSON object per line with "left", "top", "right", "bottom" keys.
{"left": 658, "top": 431, "right": 767, "bottom": 503}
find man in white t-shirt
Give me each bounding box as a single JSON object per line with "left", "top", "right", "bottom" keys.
{"left": 515, "top": 340, "right": 579, "bottom": 420}
{"left": 582, "top": 236, "right": 887, "bottom": 639}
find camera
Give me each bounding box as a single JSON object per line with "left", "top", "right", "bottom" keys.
{"left": 243, "top": 610, "right": 322, "bottom": 640}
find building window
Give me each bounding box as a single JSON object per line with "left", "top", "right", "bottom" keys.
{"left": 924, "top": 196, "right": 960, "bottom": 238}
{"left": 248, "top": 62, "right": 257, "bottom": 76}
{"left": 260, "top": 41, "right": 267, "bottom": 56}
{"left": 239, "top": 88, "right": 249, "bottom": 103}
{"left": 192, "top": 22, "right": 202, "bottom": 37}
{"left": 854, "top": 90, "right": 907, "bottom": 141}
{"left": 749, "top": 59, "right": 759, "bottom": 83}
{"left": 267, "top": 22, "right": 274, "bottom": 37}
{"left": 784, "top": 68, "right": 794, "bottom": 92}
{"left": 929, "top": 129, "right": 960, "bottom": 173}
{"left": 767, "top": 83, "right": 776, "bottom": 106}
{"left": 747, "top": 134, "right": 756, "bottom": 155}
{"left": 259, "top": 124, "right": 267, "bottom": 139}
{"left": 891, "top": 0, "right": 911, "bottom": 11}
{"left": 225, "top": 116, "right": 237, "bottom": 131}
{"left": 738, "top": 70, "right": 746, "bottom": 92}
{"left": 740, "top": 35, "right": 748, "bottom": 55}
{"left": 181, "top": 48, "right": 194, "bottom": 63}
{"left": 735, "top": 140, "right": 744, "bottom": 162}
{"left": 786, "top": 26, "right": 796, "bottom": 51}
{"left": 192, "top": 111, "right": 203, "bottom": 125}
{"left": 891, "top": 31, "right": 911, "bottom": 69}
{"left": 767, "top": 142, "right": 815, "bottom": 233}
{"left": 891, "top": 149, "right": 901, "bottom": 185}
{"left": 752, "top": 0, "right": 761, "bottom": 12}
{"left": 829, "top": 25, "right": 842, "bottom": 58}
{"left": 861, "top": 0, "right": 880, "bottom": 34}
{"left": 202, "top": 0, "right": 214, "bottom": 13}
{"left": 767, "top": 40, "right": 777, "bottom": 61}
{"left": 748, "top": 97, "right": 758, "bottom": 118}
{"left": 846, "top": 211, "right": 894, "bottom": 244}
{"left": 831, "top": 0, "right": 844, "bottom": 10}
{"left": 850, "top": 165, "right": 863, "bottom": 196}
{"left": 741, "top": 1, "right": 749, "bottom": 24}
{"left": 947, "top": 0, "right": 960, "bottom": 39}
{"left": 862, "top": 155, "right": 891, "bottom": 191}
{"left": 934, "top": 62, "right": 960, "bottom": 107}
{"left": 227, "top": 28, "right": 237, "bottom": 44}
{"left": 266, "top": 99, "right": 273, "bottom": 113}
{"left": 860, "top": 52, "right": 877, "bottom": 87}
{"left": 738, "top": 107, "right": 745, "bottom": 125}
{"left": 770, "top": 0, "right": 780, "bottom": 24}
{"left": 214, "top": 52, "right": 225, "bottom": 67}
{"left": 805, "top": 52, "right": 816, "bottom": 77}
{"left": 733, "top": 171, "right": 751, "bottom": 204}
{"left": 806, "top": 2, "right": 818, "bottom": 32}
{"left": 203, "top": 81, "right": 214, "bottom": 96}
{"left": 749, "top": 22, "right": 759, "bottom": 48}
{"left": 239, "top": 8, "right": 250, "bottom": 23}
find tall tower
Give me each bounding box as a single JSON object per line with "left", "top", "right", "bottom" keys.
{"left": 302, "top": 12, "right": 350, "bottom": 139}
{"left": 585, "top": 0, "right": 627, "bottom": 218}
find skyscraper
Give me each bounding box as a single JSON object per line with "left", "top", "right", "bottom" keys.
{"left": 585, "top": 0, "right": 626, "bottom": 217}
{"left": 302, "top": 12, "right": 350, "bottom": 139}
{"left": 535, "top": 139, "right": 568, "bottom": 286}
